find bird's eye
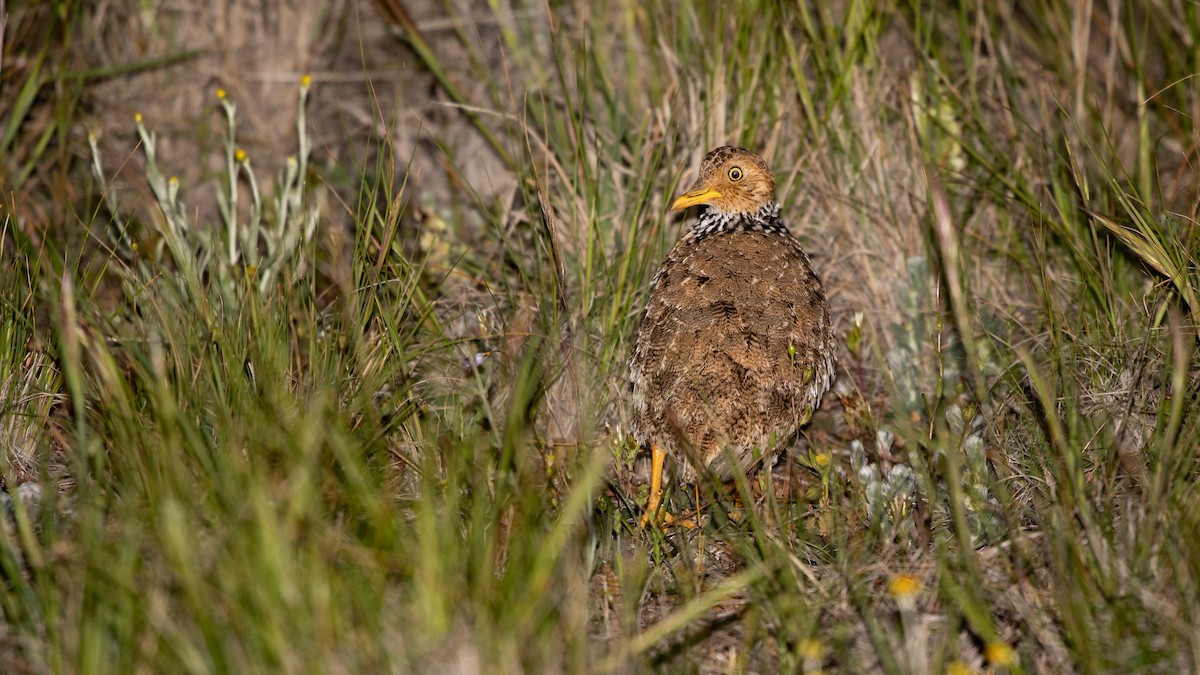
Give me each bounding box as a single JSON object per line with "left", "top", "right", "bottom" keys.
{"left": 728, "top": 166, "right": 743, "bottom": 181}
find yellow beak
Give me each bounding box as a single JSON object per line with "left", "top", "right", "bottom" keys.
{"left": 669, "top": 187, "right": 721, "bottom": 212}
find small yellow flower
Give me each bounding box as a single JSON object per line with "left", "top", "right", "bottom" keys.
{"left": 799, "top": 637, "right": 824, "bottom": 663}
{"left": 300, "top": 73, "right": 312, "bottom": 89}
{"left": 812, "top": 452, "right": 831, "bottom": 469}
{"left": 235, "top": 148, "right": 247, "bottom": 162}
{"left": 945, "top": 662, "right": 975, "bottom": 675}
{"left": 888, "top": 574, "right": 922, "bottom": 600}
{"left": 216, "top": 87, "right": 227, "bottom": 100}
{"left": 984, "top": 641, "right": 1015, "bottom": 667}
{"left": 169, "top": 176, "right": 179, "bottom": 186}
{"left": 287, "top": 155, "right": 298, "bottom": 167}
{"left": 134, "top": 112, "right": 143, "bottom": 124}
{"left": 799, "top": 637, "right": 824, "bottom": 675}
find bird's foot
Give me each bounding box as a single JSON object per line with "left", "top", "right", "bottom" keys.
{"left": 640, "top": 501, "right": 699, "bottom": 529}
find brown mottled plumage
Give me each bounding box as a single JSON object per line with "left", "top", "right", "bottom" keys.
{"left": 630, "top": 146, "right": 836, "bottom": 524}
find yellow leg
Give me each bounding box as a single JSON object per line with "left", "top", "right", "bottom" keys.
{"left": 641, "top": 444, "right": 675, "bottom": 527}
{"left": 641, "top": 444, "right": 703, "bottom": 528}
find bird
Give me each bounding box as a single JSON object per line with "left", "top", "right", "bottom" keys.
{"left": 629, "top": 146, "right": 836, "bottom": 526}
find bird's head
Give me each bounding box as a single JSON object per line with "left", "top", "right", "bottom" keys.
{"left": 669, "top": 146, "right": 776, "bottom": 215}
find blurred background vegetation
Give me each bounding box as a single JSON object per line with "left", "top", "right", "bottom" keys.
{"left": 2, "top": 0, "right": 1199, "bottom": 672}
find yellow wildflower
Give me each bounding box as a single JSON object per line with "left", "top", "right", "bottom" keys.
{"left": 888, "top": 574, "right": 922, "bottom": 600}
{"left": 984, "top": 641, "right": 1015, "bottom": 667}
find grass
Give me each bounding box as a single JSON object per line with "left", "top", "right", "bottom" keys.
{"left": 2, "top": 0, "right": 1200, "bottom": 672}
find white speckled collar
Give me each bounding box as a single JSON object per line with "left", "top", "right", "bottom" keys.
{"left": 687, "top": 202, "right": 788, "bottom": 242}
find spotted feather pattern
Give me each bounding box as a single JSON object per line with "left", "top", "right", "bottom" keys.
{"left": 629, "top": 185, "right": 836, "bottom": 483}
